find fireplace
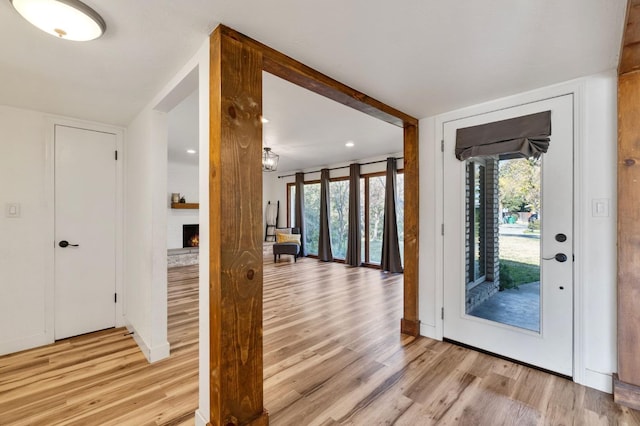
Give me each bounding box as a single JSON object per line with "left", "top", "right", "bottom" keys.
{"left": 183, "top": 224, "right": 199, "bottom": 248}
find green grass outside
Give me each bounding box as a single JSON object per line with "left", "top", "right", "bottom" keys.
{"left": 499, "top": 234, "right": 540, "bottom": 288}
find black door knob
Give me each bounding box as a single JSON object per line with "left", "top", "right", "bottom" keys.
{"left": 59, "top": 240, "right": 79, "bottom": 248}
{"left": 555, "top": 253, "right": 567, "bottom": 262}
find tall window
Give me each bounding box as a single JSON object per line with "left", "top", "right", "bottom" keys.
{"left": 286, "top": 169, "right": 404, "bottom": 267}
{"left": 396, "top": 173, "right": 405, "bottom": 265}
{"left": 303, "top": 182, "right": 320, "bottom": 255}
{"left": 329, "top": 179, "right": 349, "bottom": 259}
{"left": 367, "top": 175, "right": 386, "bottom": 264}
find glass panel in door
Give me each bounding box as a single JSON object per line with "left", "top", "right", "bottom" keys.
{"left": 465, "top": 157, "right": 542, "bottom": 332}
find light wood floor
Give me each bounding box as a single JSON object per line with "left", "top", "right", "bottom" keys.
{"left": 1, "top": 255, "right": 639, "bottom": 425}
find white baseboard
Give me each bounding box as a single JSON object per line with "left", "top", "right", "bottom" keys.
{"left": 195, "top": 409, "right": 208, "bottom": 426}
{"left": 420, "top": 322, "right": 440, "bottom": 341}
{"left": 583, "top": 368, "right": 613, "bottom": 394}
{"left": 125, "top": 324, "right": 170, "bottom": 363}
{"left": 149, "top": 340, "right": 170, "bottom": 363}
{"left": 0, "top": 332, "right": 52, "bottom": 356}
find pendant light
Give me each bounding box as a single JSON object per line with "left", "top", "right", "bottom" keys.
{"left": 10, "top": 0, "right": 106, "bottom": 41}
{"left": 262, "top": 147, "right": 279, "bottom": 172}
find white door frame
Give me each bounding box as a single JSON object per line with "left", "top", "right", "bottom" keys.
{"left": 430, "top": 80, "right": 586, "bottom": 385}
{"left": 44, "top": 116, "right": 125, "bottom": 343}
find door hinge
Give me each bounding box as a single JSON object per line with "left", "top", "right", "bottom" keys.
{"left": 441, "top": 307, "right": 444, "bottom": 320}
{"left": 441, "top": 223, "right": 444, "bottom": 236}
{"left": 115, "top": 150, "right": 118, "bottom": 160}
{"left": 114, "top": 293, "right": 117, "bottom": 303}
{"left": 441, "top": 140, "right": 444, "bottom": 152}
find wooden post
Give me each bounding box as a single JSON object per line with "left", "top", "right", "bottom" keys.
{"left": 614, "top": 0, "right": 640, "bottom": 410}
{"left": 209, "top": 26, "right": 269, "bottom": 425}
{"left": 401, "top": 124, "right": 420, "bottom": 336}
{"left": 614, "top": 70, "right": 640, "bottom": 410}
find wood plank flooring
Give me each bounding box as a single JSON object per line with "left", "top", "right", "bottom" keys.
{"left": 1, "top": 253, "right": 639, "bottom": 425}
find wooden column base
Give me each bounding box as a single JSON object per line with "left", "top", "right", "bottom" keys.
{"left": 401, "top": 318, "right": 420, "bottom": 336}
{"left": 613, "top": 373, "right": 640, "bottom": 410}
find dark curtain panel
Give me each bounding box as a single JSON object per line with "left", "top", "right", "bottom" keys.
{"left": 345, "top": 163, "right": 361, "bottom": 266}
{"left": 294, "top": 172, "right": 306, "bottom": 257}
{"left": 455, "top": 111, "right": 551, "bottom": 161}
{"left": 381, "top": 158, "right": 403, "bottom": 273}
{"left": 318, "top": 169, "right": 333, "bottom": 262}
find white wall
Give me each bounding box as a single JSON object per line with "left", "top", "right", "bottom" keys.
{"left": 0, "top": 106, "right": 50, "bottom": 355}
{"left": 124, "top": 107, "right": 169, "bottom": 362}
{"left": 419, "top": 70, "right": 618, "bottom": 393}
{"left": 167, "top": 161, "right": 199, "bottom": 249}
{"left": 0, "top": 105, "right": 124, "bottom": 356}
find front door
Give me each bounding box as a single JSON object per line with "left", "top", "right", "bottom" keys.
{"left": 443, "top": 95, "right": 573, "bottom": 376}
{"left": 54, "top": 125, "right": 117, "bottom": 340}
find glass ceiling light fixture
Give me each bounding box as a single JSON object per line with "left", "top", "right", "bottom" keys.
{"left": 262, "top": 147, "right": 279, "bottom": 172}
{"left": 10, "top": 0, "right": 106, "bottom": 41}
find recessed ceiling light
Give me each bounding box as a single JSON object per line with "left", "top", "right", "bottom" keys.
{"left": 260, "top": 117, "right": 269, "bottom": 124}
{"left": 345, "top": 141, "right": 355, "bottom": 148}
{"left": 186, "top": 149, "right": 197, "bottom": 154}
{"left": 10, "top": 0, "right": 106, "bottom": 41}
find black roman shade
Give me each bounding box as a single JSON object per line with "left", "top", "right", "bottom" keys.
{"left": 455, "top": 111, "right": 551, "bottom": 161}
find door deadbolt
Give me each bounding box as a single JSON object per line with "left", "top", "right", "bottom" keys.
{"left": 555, "top": 233, "right": 567, "bottom": 242}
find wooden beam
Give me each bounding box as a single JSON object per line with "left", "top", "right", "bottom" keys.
{"left": 619, "top": 0, "right": 640, "bottom": 75}
{"left": 219, "top": 25, "right": 418, "bottom": 129}
{"left": 616, "top": 0, "right": 640, "bottom": 409}
{"left": 207, "top": 24, "right": 421, "bottom": 421}
{"left": 401, "top": 124, "right": 420, "bottom": 336}
{"left": 209, "top": 27, "right": 269, "bottom": 426}
{"left": 616, "top": 71, "right": 640, "bottom": 408}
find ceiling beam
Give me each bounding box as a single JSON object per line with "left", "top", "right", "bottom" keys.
{"left": 220, "top": 25, "right": 419, "bottom": 128}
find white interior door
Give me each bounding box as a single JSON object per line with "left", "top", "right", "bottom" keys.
{"left": 443, "top": 95, "right": 573, "bottom": 376}
{"left": 55, "top": 125, "right": 117, "bottom": 340}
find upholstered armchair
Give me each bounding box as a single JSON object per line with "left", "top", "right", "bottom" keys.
{"left": 272, "top": 227, "right": 301, "bottom": 263}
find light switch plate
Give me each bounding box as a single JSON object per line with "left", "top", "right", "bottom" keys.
{"left": 592, "top": 199, "right": 610, "bottom": 218}
{"left": 5, "top": 203, "right": 21, "bottom": 218}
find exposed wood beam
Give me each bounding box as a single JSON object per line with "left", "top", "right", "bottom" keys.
{"left": 219, "top": 25, "right": 418, "bottom": 129}
{"left": 207, "top": 24, "right": 421, "bottom": 423}
{"left": 620, "top": 0, "right": 640, "bottom": 75}
{"left": 209, "top": 26, "right": 268, "bottom": 426}
{"left": 615, "top": 0, "right": 640, "bottom": 410}
{"left": 401, "top": 123, "right": 420, "bottom": 336}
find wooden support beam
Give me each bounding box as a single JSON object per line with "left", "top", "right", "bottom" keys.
{"left": 219, "top": 25, "right": 418, "bottom": 129}
{"left": 616, "top": 0, "right": 640, "bottom": 409}
{"left": 209, "top": 26, "right": 268, "bottom": 426}
{"left": 401, "top": 123, "right": 420, "bottom": 336}
{"left": 207, "top": 24, "right": 420, "bottom": 422}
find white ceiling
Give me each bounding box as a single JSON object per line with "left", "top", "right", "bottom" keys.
{"left": 1, "top": 1, "right": 627, "bottom": 135}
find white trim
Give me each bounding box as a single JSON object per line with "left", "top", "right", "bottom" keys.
{"left": 44, "top": 116, "right": 125, "bottom": 344}
{"left": 125, "top": 322, "right": 170, "bottom": 363}
{"left": 431, "top": 76, "right": 587, "bottom": 386}
{"left": 584, "top": 369, "right": 613, "bottom": 394}
{"left": 194, "top": 409, "right": 209, "bottom": 426}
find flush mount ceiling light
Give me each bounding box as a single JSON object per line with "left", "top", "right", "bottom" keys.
{"left": 186, "top": 149, "right": 197, "bottom": 154}
{"left": 10, "top": 0, "right": 106, "bottom": 41}
{"left": 345, "top": 141, "right": 355, "bottom": 147}
{"left": 260, "top": 116, "right": 269, "bottom": 124}
{"left": 262, "top": 147, "right": 279, "bottom": 172}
